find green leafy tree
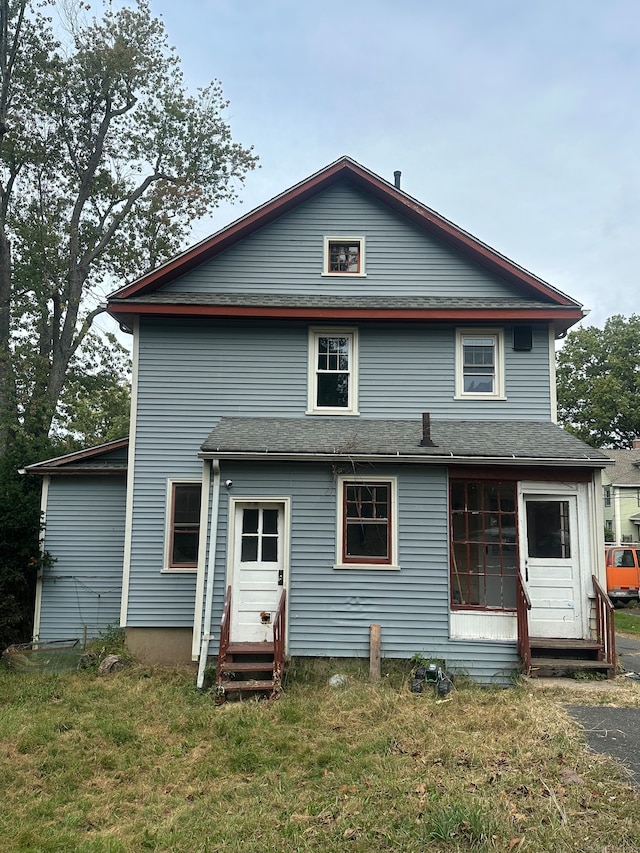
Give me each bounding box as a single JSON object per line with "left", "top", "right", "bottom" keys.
{"left": 53, "top": 330, "right": 130, "bottom": 447}
{"left": 556, "top": 314, "right": 640, "bottom": 448}
{"left": 0, "top": 0, "right": 257, "bottom": 451}
{"left": 0, "top": 0, "right": 257, "bottom": 645}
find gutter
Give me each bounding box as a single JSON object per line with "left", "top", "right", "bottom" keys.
{"left": 196, "top": 459, "right": 221, "bottom": 690}
{"left": 198, "top": 451, "right": 611, "bottom": 469}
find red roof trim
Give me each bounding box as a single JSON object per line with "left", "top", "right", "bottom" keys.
{"left": 108, "top": 157, "right": 581, "bottom": 308}
{"left": 24, "top": 437, "right": 129, "bottom": 473}
{"left": 109, "top": 301, "right": 583, "bottom": 324}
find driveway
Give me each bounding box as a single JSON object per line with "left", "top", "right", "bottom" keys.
{"left": 565, "top": 621, "right": 640, "bottom": 788}
{"left": 566, "top": 705, "right": 640, "bottom": 787}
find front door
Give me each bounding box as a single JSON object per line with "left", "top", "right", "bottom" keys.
{"left": 230, "top": 502, "right": 286, "bottom": 643}
{"left": 522, "top": 493, "right": 583, "bottom": 639}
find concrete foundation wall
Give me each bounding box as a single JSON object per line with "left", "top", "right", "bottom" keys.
{"left": 125, "top": 627, "right": 195, "bottom": 667}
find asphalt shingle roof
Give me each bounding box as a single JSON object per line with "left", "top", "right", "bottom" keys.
{"left": 115, "top": 292, "right": 559, "bottom": 310}
{"left": 602, "top": 449, "right": 640, "bottom": 485}
{"left": 201, "top": 417, "right": 609, "bottom": 466}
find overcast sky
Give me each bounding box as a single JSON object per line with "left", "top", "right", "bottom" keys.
{"left": 102, "top": 0, "right": 640, "bottom": 334}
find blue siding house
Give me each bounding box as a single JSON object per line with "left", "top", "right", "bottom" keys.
{"left": 28, "top": 158, "right": 613, "bottom": 684}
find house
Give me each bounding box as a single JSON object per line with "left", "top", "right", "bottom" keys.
{"left": 26, "top": 157, "right": 615, "bottom": 686}
{"left": 602, "top": 440, "right": 640, "bottom": 543}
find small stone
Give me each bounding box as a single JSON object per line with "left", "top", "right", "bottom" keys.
{"left": 328, "top": 674, "right": 349, "bottom": 689}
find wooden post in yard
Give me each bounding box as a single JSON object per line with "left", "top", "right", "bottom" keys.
{"left": 370, "top": 624, "right": 381, "bottom": 681}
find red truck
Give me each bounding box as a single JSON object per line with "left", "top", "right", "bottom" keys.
{"left": 606, "top": 545, "right": 640, "bottom": 606}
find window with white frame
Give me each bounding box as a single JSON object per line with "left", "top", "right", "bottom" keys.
{"left": 164, "top": 480, "right": 202, "bottom": 571}
{"left": 307, "top": 328, "right": 358, "bottom": 414}
{"left": 323, "top": 236, "right": 365, "bottom": 276}
{"left": 336, "top": 476, "right": 399, "bottom": 569}
{"left": 455, "top": 328, "right": 505, "bottom": 399}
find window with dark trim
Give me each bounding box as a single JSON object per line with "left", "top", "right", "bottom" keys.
{"left": 450, "top": 479, "right": 518, "bottom": 610}
{"left": 169, "top": 483, "right": 202, "bottom": 568}
{"left": 343, "top": 481, "right": 391, "bottom": 565}
{"left": 329, "top": 241, "right": 360, "bottom": 273}
{"left": 323, "top": 236, "right": 365, "bottom": 276}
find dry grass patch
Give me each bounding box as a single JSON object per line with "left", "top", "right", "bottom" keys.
{"left": 0, "top": 665, "right": 639, "bottom": 852}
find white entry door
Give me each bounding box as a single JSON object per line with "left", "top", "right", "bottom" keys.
{"left": 522, "top": 494, "right": 583, "bottom": 639}
{"left": 230, "top": 502, "right": 286, "bottom": 643}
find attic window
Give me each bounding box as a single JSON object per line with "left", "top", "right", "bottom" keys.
{"left": 323, "top": 236, "right": 366, "bottom": 276}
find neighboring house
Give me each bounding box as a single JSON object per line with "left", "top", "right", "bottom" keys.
{"left": 27, "top": 157, "right": 614, "bottom": 683}
{"left": 602, "top": 441, "right": 640, "bottom": 543}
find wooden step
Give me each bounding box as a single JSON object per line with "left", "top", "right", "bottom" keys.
{"left": 530, "top": 638, "right": 602, "bottom": 651}
{"left": 219, "top": 679, "right": 275, "bottom": 693}
{"left": 529, "top": 657, "right": 614, "bottom": 677}
{"left": 219, "top": 660, "right": 274, "bottom": 673}
{"left": 227, "top": 642, "right": 274, "bottom": 655}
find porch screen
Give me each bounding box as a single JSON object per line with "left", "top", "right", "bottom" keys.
{"left": 450, "top": 480, "right": 518, "bottom": 610}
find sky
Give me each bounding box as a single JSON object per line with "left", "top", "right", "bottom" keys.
{"left": 101, "top": 0, "right": 640, "bottom": 335}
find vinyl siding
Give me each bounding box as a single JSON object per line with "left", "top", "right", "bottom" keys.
{"left": 136, "top": 317, "right": 552, "bottom": 422}
{"left": 38, "top": 476, "right": 125, "bottom": 642}
{"left": 126, "top": 316, "right": 551, "bottom": 631}
{"left": 200, "top": 461, "right": 519, "bottom": 684}
{"left": 165, "top": 182, "right": 523, "bottom": 299}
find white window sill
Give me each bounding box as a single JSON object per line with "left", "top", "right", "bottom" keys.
{"left": 333, "top": 563, "right": 401, "bottom": 571}
{"left": 306, "top": 409, "right": 360, "bottom": 417}
{"left": 161, "top": 567, "right": 198, "bottom": 574}
{"left": 321, "top": 272, "right": 367, "bottom": 278}
{"left": 453, "top": 394, "right": 507, "bottom": 402}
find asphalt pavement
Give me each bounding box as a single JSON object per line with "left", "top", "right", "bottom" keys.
{"left": 565, "top": 618, "right": 640, "bottom": 788}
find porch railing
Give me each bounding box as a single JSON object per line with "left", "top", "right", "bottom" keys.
{"left": 273, "top": 589, "right": 287, "bottom": 687}
{"left": 216, "top": 585, "right": 232, "bottom": 688}
{"left": 592, "top": 574, "right": 616, "bottom": 678}
{"left": 516, "top": 572, "right": 532, "bottom": 675}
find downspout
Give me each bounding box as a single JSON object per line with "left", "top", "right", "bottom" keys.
{"left": 197, "top": 459, "right": 221, "bottom": 689}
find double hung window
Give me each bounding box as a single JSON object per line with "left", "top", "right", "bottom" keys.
{"left": 455, "top": 329, "right": 504, "bottom": 399}
{"left": 308, "top": 328, "right": 358, "bottom": 415}
{"left": 336, "top": 477, "right": 398, "bottom": 569}
{"left": 165, "top": 481, "right": 202, "bottom": 571}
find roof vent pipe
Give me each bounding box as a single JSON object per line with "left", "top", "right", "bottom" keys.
{"left": 394, "top": 170, "right": 401, "bottom": 189}
{"left": 420, "top": 412, "right": 436, "bottom": 447}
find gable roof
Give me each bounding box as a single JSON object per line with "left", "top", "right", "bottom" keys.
{"left": 200, "top": 417, "right": 610, "bottom": 468}
{"left": 602, "top": 449, "right": 640, "bottom": 486}
{"left": 108, "top": 157, "right": 584, "bottom": 334}
{"left": 24, "top": 438, "right": 128, "bottom": 476}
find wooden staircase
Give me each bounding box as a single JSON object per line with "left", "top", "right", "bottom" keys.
{"left": 517, "top": 573, "right": 616, "bottom": 679}
{"left": 215, "top": 586, "right": 286, "bottom": 702}
{"left": 528, "top": 637, "right": 615, "bottom": 678}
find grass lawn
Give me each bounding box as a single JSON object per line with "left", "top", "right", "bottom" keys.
{"left": 1, "top": 660, "right": 639, "bottom": 852}
{"left": 614, "top": 609, "right": 640, "bottom": 637}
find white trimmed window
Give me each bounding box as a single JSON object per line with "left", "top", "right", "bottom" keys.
{"left": 164, "top": 479, "right": 202, "bottom": 572}
{"left": 455, "top": 328, "right": 505, "bottom": 399}
{"left": 335, "top": 476, "right": 399, "bottom": 569}
{"left": 307, "top": 327, "right": 358, "bottom": 415}
{"left": 323, "top": 236, "right": 366, "bottom": 276}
